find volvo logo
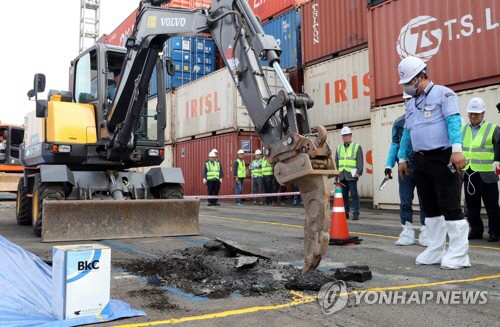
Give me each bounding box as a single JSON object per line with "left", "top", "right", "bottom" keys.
{"left": 161, "top": 17, "right": 187, "bottom": 27}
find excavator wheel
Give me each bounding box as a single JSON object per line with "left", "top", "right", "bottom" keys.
{"left": 16, "top": 178, "right": 32, "bottom": 226}
{"left": 153, "top": 183, "right": 184, "bottom": 199}
{"left": 32, "top": 175, "right": 65, "bottom": 237}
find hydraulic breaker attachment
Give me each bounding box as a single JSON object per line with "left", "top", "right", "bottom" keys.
{"left": 41, "top": 199, "right": 200, "bottom": 242}
{"left": 0, "top": 173, "right": 22, "bottom": 192}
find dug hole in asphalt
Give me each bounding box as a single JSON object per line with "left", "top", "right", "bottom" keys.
{"left": 0, "top": 197, "right": 499, "bottom": 326}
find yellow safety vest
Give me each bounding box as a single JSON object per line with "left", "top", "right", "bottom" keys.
{"left": 462, "top": 122, "right": 496, "bottom": 172}
{"left": 206, "top": 161, "right": 221, "bottom": 180}
{"left": 236, "top": 159, "right": 246, "bottom": 178}
{"left": 261, "top": 158, "right": 273, "bottom": 176}
{"left": 337, "top": 143, "right": 359, "bottom": 172}
{"left": 251, "top": 159, "right": 262, "bottom": 177}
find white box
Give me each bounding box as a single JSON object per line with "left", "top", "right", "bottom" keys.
{"left": 51, "top": 244, "right": 111, "bottom": 320}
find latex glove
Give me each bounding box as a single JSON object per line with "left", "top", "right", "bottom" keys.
{"left": 203, "top": 178, "right": 207, "bottom": 184}
{"left": 494, "top": 161, "right": 500, "bottom": 175}
{"left": 384, "top": 168, "right": 393, "bottom": 179}
{"left": 219, "top": 179, "right": 222, "bottom": 184}
{"left": 399, "top": 161, "right": 408, "bottom": 179}
{"left": 450, "top": 152, "right": 466, "bottom": 173}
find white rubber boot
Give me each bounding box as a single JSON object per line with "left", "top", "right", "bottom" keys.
{"left": 441, "top": 220, "right": 471, "bottom": 269}
{"left": 418, "top": 225, "right": 430, "bottom": 247}
{"left": 395, "top": 222, "right": 415, "bottom": 246}
{"left": 416, "top": 216, "right": 446, "bottom": 265}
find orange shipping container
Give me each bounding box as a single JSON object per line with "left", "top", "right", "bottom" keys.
{"left": 247, "top": 0, "right": 309, "bottom": 23}
{"left": 368, "top": 0, "right": 500, "bottom": 106}
{"left": 301, "top": 0, "right": 368, "bottom": 66}
{"left": 174, "top": 132, "right": 262, "bottom": 197}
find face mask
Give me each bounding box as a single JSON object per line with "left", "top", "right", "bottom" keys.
{"left": 403, "top": 76, "right": 421, "bottom": 97}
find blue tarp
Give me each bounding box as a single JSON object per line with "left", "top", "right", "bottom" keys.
{"left": 0, "top": 236, "right": 146, "bottom": 327}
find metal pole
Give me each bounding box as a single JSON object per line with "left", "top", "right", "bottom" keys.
{"left": 272, "top": 62, "right": 294, "bottom": 95}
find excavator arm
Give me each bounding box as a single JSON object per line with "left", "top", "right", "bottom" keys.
{"left": 107, "top": 0, "right": 337, "bottom": 272}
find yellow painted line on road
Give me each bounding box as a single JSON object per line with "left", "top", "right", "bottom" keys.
{"left": 200, "top": 214, "right": 500, "bottom": 251}
{"left": 116, "top": 274, "right": 500, "bottom": 327}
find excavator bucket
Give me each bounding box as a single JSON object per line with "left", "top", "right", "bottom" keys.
{"left": 0, "top": 173, "right": 22, "bottom": 192}
{"left": 41, "top": 199, "right": 200, "bottom": 242}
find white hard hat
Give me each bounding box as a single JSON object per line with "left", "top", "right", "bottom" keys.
{"left": 209, "top": 152, "right": 216, "bottom": 158}
{"left": 402, "top": 91, "right": 412, "bottom": 99}
{"left": 211, "top": 148, "right": 218, "bottom": 154}
{"left": 341, "top": 126, "right": 352, "bottom": 136}
{"left": 467, "top": 97, "right": 486, "bottom": 113}
{"left": 398, "top": 56, "right": 427, "bottom": 84}
{"left": 255, "top": 149, "right": 262, "bottom": 155}
{"left": 237, "top": 149, "right": 244, "bottom": 154}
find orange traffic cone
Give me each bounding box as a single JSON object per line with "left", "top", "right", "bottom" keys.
{"left": 329, "top": 184, "right": 362, "bottom": 246}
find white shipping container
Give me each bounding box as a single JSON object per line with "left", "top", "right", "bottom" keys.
{"left": 304, "top": 49, "right": 371, "bottom": 128}
{"left": 173, "top": 67, "right": 286, "bottom": 140}
{"left": 327, "top": 124, "right": 373, "bottom": 198}
{"left": 148, "top": 92, "right": 174, "bottom": 144}
{"left": 371, "top": 84, "right": 500, "bottom": 209}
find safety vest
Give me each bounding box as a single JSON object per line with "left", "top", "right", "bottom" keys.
{"left": 251, "top": 159, "right": 262, "bottom": 177}
{"left": 261, "top": 158, "right": 273, "bottom": 176}
{"left": 337, "top": 143, "right": 359, "bottom": 172}
{"left": 462, "top": 122, "right": 496, "bottom": 172}
{"left": 236, "top": 159, "right": 246, "bottom": 178}
{"left": 206, "top": 161, "right": 221, "bottom": 180}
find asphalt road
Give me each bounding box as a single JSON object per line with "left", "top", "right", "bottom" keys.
{"left": 1, "top": 198, "right": 499, "bottom": 327}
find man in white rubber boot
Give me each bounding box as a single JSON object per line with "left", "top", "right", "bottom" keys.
{"left": 397, "top": 56, "right": 470, "bottom": 269}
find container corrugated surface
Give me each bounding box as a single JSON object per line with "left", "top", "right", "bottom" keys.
{"left": 371, "top": 84, "right": 500, "bottom": 209}
{"left": 173, "top": 67, "right": 286, "bottom": 140}
{"left": 174, "top": 132, "right": 262, "bottom": 196}
{"left": 247, "top": 0, "right": 309, "bottom": 23}
{"left": 261, "top": 9, "right": 302, "bottom": 69}
{"left": 368, "top": 0, "right": 500, "bottom": 106}
{"left": 304, "top": 49, "right": 371, "bottom": 128}
{"left": 301, "top": 0, "right": 368, "bottom": 66}
{"left": 287, "top": 67, "right": 304, "bottom": 93}
{"left": 327, "top": 125, "right": 373, "bottom": 198}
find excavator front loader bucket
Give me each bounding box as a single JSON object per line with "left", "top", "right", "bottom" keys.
{"left": 0, "top": 173, "right": 22, "bottom": 192}
{"left": 41, "top": 199, "right": 200, "bottom": 242}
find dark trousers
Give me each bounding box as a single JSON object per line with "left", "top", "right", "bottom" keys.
{"left": 413, "top": 148, "right": 463, "bottom": 221}
{"left": 207, "top": 180, "right": 220, "bottom": 205}
{"left": 399, "top": 165, "right": 426, "bottom": 225}
{"left": 464, "top": 171, "right": 500, "bottom": 236}
{"left": 235, "top": 178, "right": 244, "bottom": 204}
{"left": 340, "top": 180, "right": 360, "bottom": 215}
{"left": 263, "top": 175, "right": 274, "bottom": 204}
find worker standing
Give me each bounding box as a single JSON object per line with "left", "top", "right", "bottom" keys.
{"left": 397, "top": 56, "right": 470, "bottom": 269}
{"left": 462, "top": 97, "right": 500, "bottom": 242}
{"left": 203, "top": 151, "right": 223, "bottom": 206}
{"left": 249, "top": 150, "right": 263, "bottom": 205}
{"left": 335, "top": 127, "right": 363, "bottom": 220}
{"left": 233, "top": 149, "right": 247, "bottom": 206}
{"left": 385, "top": 95, "right": 428, "bottom": 246}
{"left": 261, "top": 153, "right": 274, "bottom": 206}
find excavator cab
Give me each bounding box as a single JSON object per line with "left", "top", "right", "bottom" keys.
{"left": 0, "top": 125, "right": 24, "bottom": 192}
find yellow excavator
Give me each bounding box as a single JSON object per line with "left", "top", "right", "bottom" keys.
{"left": 17, "top": 0, "right": 337, "bottom": 272}
{"left": 0, "top": 124, "right": 24, "bottom": 193}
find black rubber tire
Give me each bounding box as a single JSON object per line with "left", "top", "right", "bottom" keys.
{"left": 32, "top": 175, "right": 65, "bottom": 237}
{"left": 155, "top": 183, "right": 184, "bottom": 199}
{"left": 16, "top": 178, "right": 32, "bottom": 226}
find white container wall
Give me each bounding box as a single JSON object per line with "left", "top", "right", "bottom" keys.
{"left": 304, "top": 49, "right": 371, "bottom": 128}
{"left": 371, "top": 84, "right": 500, "bottom": 209}
{"left": 327, "top": 124, "right": 373, "bottom": 198}
{"left": 173, "top": 67, "right": 286, "bottom": 140}
{"left": 148, "top": 92, "right": 174, "bottom": 144}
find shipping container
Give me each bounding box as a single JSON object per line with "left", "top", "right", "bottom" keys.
{"left": 301, "top": 0, "right": 368, "bottom": 66}
{"left": 371, "top": 84, "right": 500, "bottom": 209}
{"left": 174, "top": 132, "right": 262, "bottom": 196}
{"left": 261, "top": 9, "right": 302, "bottom": 69}
{"left": 287, "top": 67, "right": 304, "bottom": 93}
{"left": 304, "top": 49, "right": 371, "bottom": 128}
{"left": 368, "top": 0, "right": 500, "bottom": 106}
{"left": 147, "top": 92, "right": 174, "bottom": 144}
{"left": 247, "top": 0, "right": 309, "bottom": 23}
{"left": 173, "top": 67, "right": 287, "bottom": 140}
{"left": 327, "top": 125, "right": 373, "bottom": 198}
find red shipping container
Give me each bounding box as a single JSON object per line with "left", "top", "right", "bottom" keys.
{"left": 368, "top": 0, "right": 500, "bottom": 106}
{"left": 247, "top": 0, "right": 309, "bottom": 23}
{"left": 301, "top": 0, "right": 368, "bottom": 66}
{"left": 104, "top": 1, "right": 211, "bottom": 47}
{"left": 174, "top": 132, "right": 262, "bottom": 197}
{"left": 287, "top": 67, "right": 304, "bottom": 93}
